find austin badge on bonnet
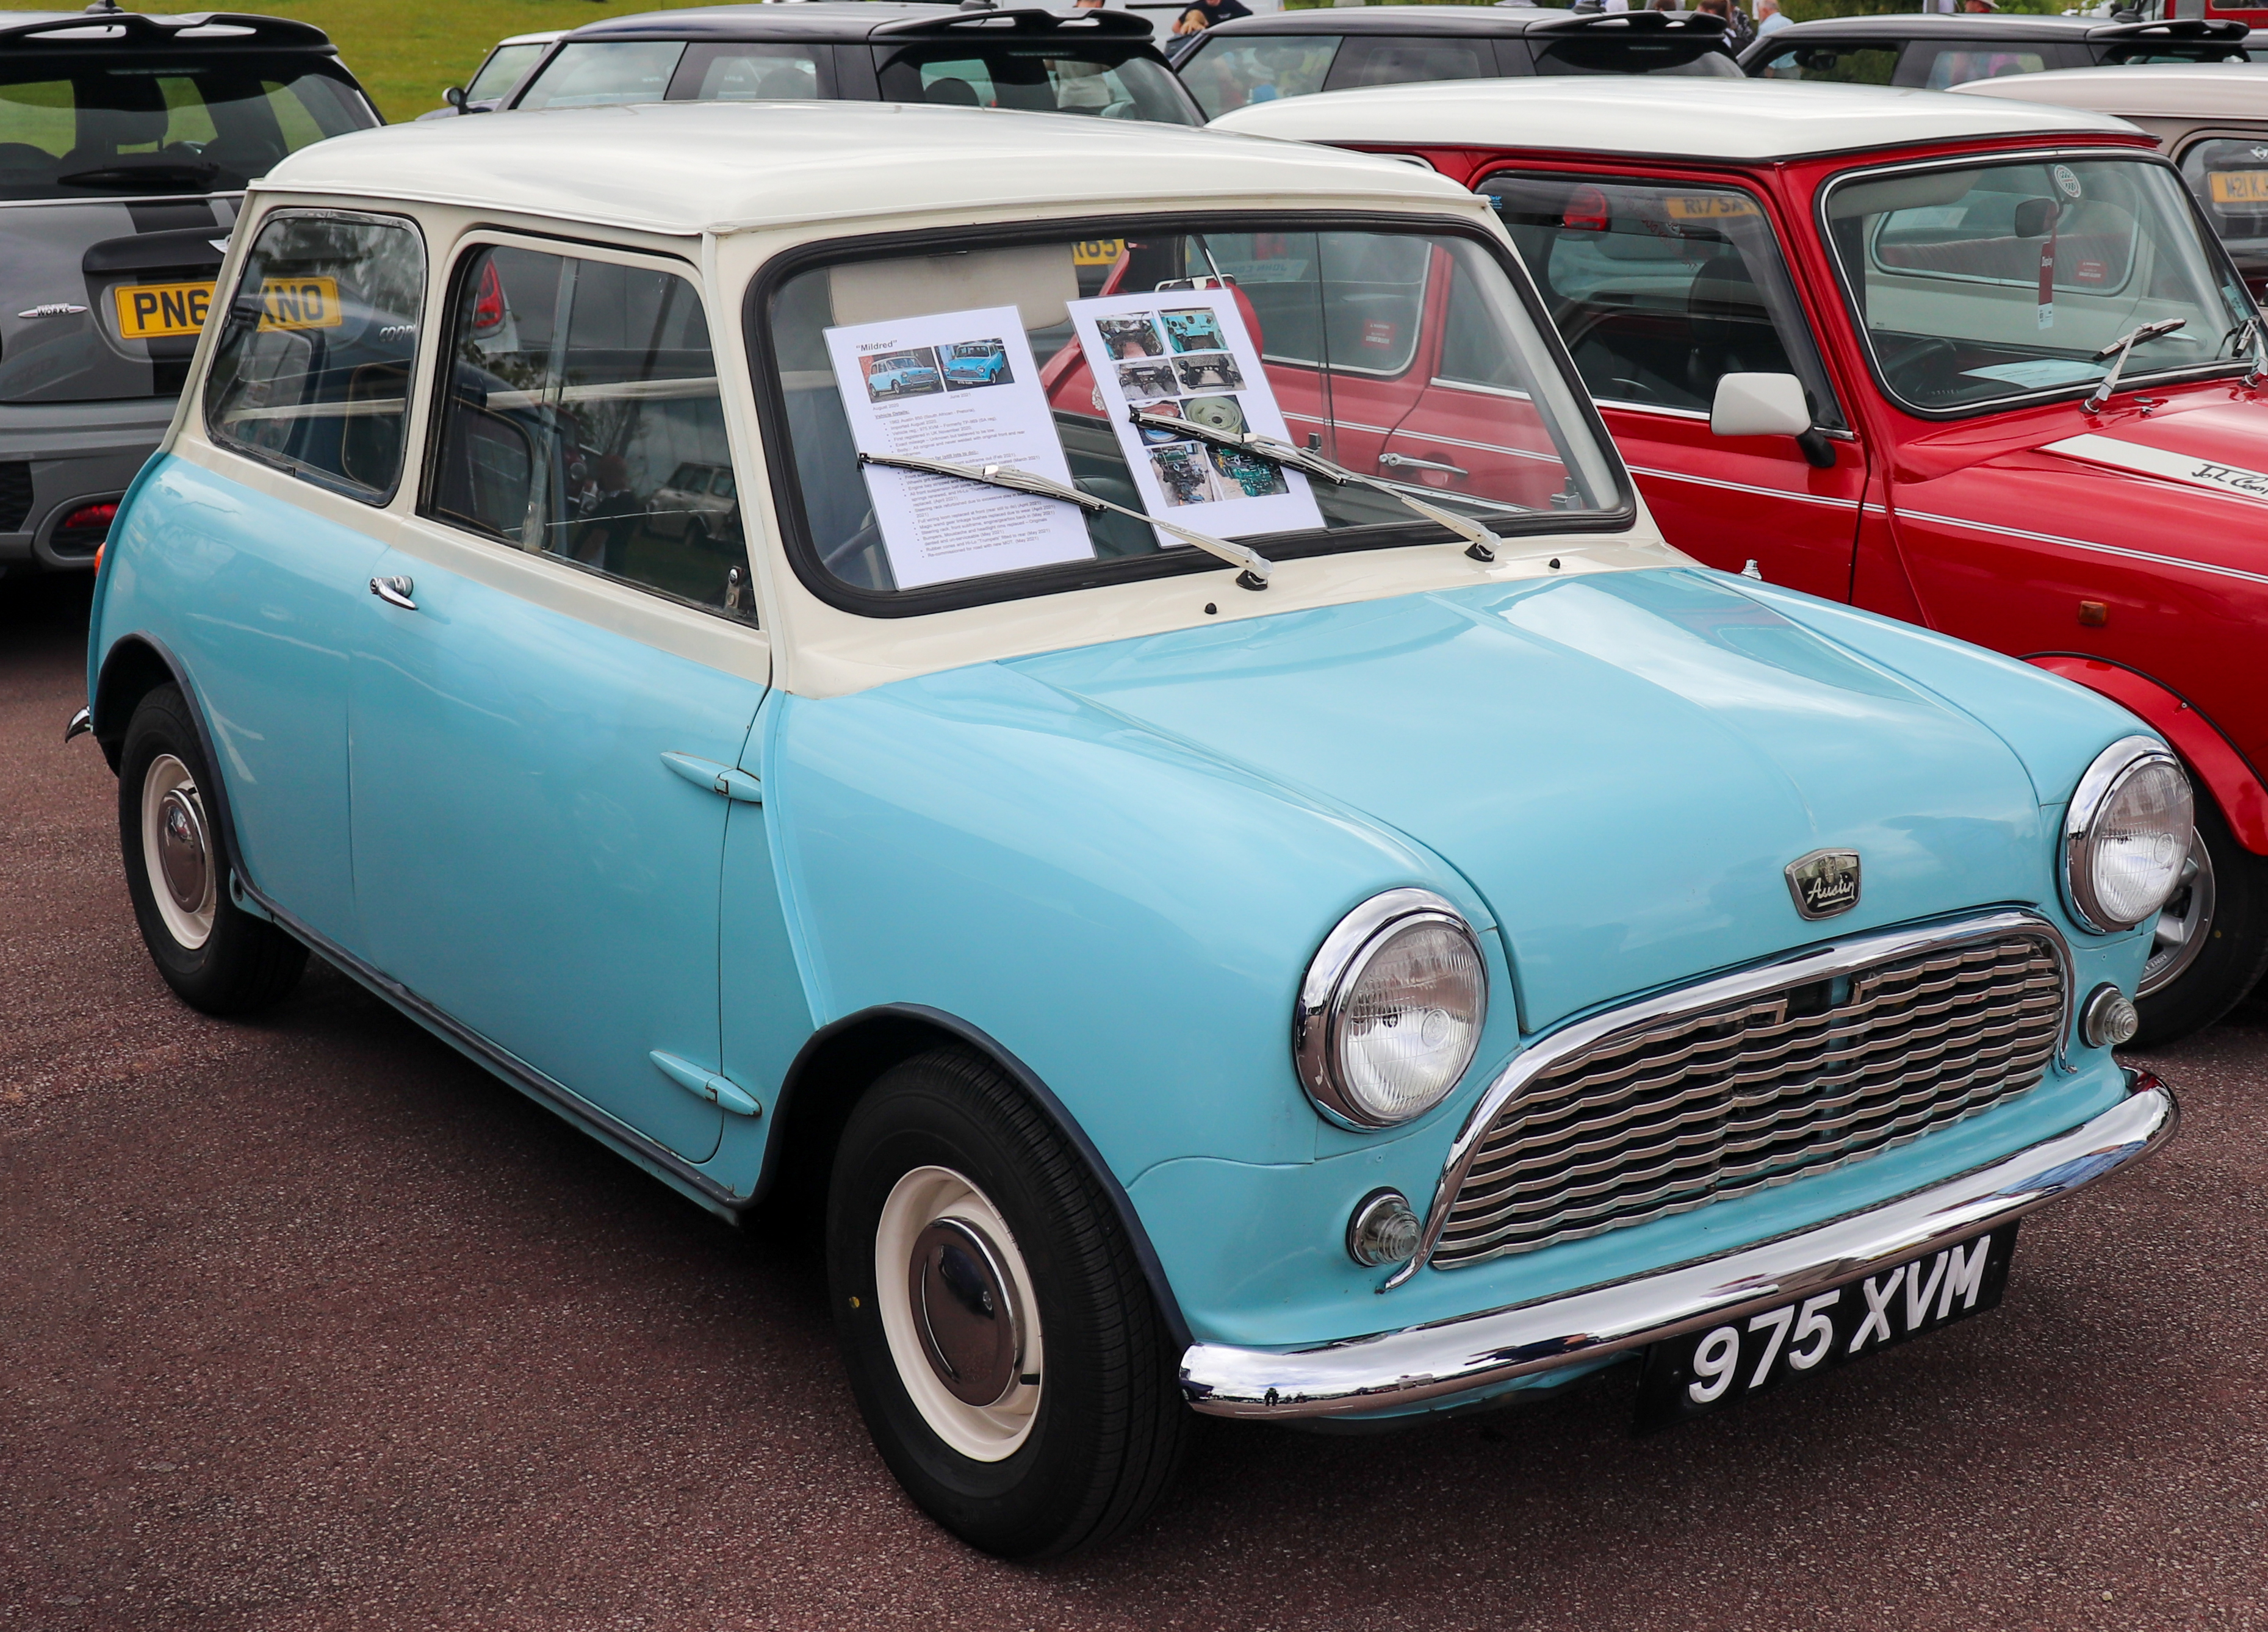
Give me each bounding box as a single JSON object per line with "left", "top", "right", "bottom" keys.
{"left": 1786, "top": 849, "right": 1862, "bottom": 920}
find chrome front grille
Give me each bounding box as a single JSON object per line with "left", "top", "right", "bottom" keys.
{"left": 1429, "top": 926, "right": 2067, "bottom": 1270}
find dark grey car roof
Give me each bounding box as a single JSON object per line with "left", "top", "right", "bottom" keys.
{"left": 1192, "top": 5, "right": 1729, "bottom": 38}
{"left": 0, "top": 10, "right": 339, "bottom": 54}
{"left": 566, "top": 4, "right": 1156, "bottom": 43}
{"left": 1741, "top": 13, "right": 2248, "bottom": 46}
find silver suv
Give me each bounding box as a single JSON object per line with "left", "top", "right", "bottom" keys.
{"left": 0, "top": 8, "right": 376, "bottom": 575}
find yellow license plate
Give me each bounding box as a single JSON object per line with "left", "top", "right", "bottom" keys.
{"left": 2209, "top": 170, "right": 2268, "bottom": 206}
{"left": 1665, "top": 195, "right": 1760, "bottom": 221}
{"left": 112, "top": 279, "right": 214, "bottom": 339}
{"left": 254, "top": 275, "right": 343, "bottom": 331}
{"left": 1072, "top": 238, "right": 1126, "bottom": 267}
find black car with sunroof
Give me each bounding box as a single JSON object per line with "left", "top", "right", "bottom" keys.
{"left": 494, "top": 4, "right": 1201, "bottom": 125}
{"left": 0, "top": 8, "right": 376, "bottom": 577}
{"left": 1740, "top": 13, "right": 2256, "bottom": 90}
{"left": 1174, "top": 7, "right": 1738, "bottom": 123}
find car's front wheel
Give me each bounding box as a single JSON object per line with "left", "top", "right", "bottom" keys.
{"left": 117, "top": 683, "right": 308, "bottom": 1015}
{"left": 2133, "top": 791, "right": 2268, "bottom": 1047}
{"left": 826, "top": 1047, "right": 1187, "bottom": 1559}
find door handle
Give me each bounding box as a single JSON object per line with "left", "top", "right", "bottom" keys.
{"left": 660, "top": 750, "right": 762, "bottom": 804}
{"left": 369, "top": 575, "right": 417, "bottom": 611}
{"left": 650, "top": 1051, "right": 761, "bottom": 1117}
{"left": 1378, "top": 452, "right": 1469, "bottom": 478}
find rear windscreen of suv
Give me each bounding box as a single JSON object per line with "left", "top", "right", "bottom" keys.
{"left": 0, "top": 57, "right": 370, "bottom": 200}
{"left": 1531, "top": 37, "right": 1740, "bottom": 76}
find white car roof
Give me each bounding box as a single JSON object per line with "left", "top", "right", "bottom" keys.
{"left": 1210, "top": 77, "right": 2142, "bottom": 162}
{"left": 495, "top": 30, "right": 565, "bottom": 48}
{"left": 1948, "top": 62, "right": 2268, "bottom": 122}
{"left": 253, "top": 99, "right": 1469, "bottom": 236}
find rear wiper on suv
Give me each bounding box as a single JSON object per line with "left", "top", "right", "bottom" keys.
{"left": 858, "top": 451, "right": 1273, "bottom": 589}
{"left": 1126, "top": 408, "right": 1507, "bottom": 563}
{"left": 59, "top": 159, "right": 226, "bottom": 190}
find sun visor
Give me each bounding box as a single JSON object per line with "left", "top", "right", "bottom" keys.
{"left": 1827, "top": 170, "right": 1979, "bottom": 220}
{"left": 829, "top": 245, "right": 1079, "bottom": 334}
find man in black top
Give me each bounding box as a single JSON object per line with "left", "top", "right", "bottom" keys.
{"left": 1174, "top": 0, "right": 1255, "bottom": 38}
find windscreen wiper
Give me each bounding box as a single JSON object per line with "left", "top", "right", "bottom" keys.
{"left": 1128, "top": 409, "right": 1505, "bottom": 563}
{"left": 858, "top": 451, "right": 1272, "bottom": 589}
{"left": 2083, "top": 317, "right": 2187, "bottom": 412}
{"left": 2226, "top": 316, "right": 2267, "bottom": 387}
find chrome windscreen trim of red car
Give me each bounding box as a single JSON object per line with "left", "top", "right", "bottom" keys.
{"left": 1178, "top": 1069, "right": 2175, "bottom": 1421}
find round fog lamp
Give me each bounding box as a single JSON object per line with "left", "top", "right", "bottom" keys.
{"left": 1347, "top": 1189, "right": 1421, "bottom": 1268}
{"left": 2081, "top": 983, "right": 2141, "bottom": 1050}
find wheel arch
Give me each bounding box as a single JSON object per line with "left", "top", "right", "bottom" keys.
{"left": 2026, "top": 653, "right": 2268, "bottom": 857}
{"left": 756, "top": 1002, "right": 1193, "bottom": 1352}
{"left": 92, "top": 633, "right": 251, "bottom": 882}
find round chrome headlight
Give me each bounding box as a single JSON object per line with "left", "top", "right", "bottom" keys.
{"left": 1294, "top": 890, "right": 1487, "bottom": 1129}
{"left": 2064, "top": 736, "right": 2194, "bottom": 933}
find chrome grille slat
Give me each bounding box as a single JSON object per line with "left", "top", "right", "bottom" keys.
{"left": 1431, "top": 931, "right": 2065, "bottom": 1268}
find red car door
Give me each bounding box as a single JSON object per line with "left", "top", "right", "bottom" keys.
{"left": 1478, "top": 170, "right": 1870, "bottom": 600}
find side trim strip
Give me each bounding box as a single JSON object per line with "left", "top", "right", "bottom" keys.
{"left": 1900, "top": 508, "right": 2268, "bottom": 591}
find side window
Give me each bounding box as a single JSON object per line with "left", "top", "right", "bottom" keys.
{"left": 1199, "top": 231, "right": 1431, "bottom": 377}
{"left": 1178, "top": 35, "right": 1340, "bottom": 118}
{"left": 1750, "top": 44, "right": 1898, "bottom": 84}
{"left": 675, "top": 43, "right": 833, "bottom": 101}
{"left": 1325, "top": 35, "right": 1496, "bottom": 92}
{"left": 515, "top": 41, "right": 688, "bottom": 110}
{"left": 426, "top": 245, "right": 754, "bottom": 622}
{"left": 203, "top": 210, "right": 424, "bottom": 500}
{"left": 1481, "top": 173, "right": 1842, "bottom": 427}
{"left": 1907, "top": 46, "right": 2047, "bottom": 89}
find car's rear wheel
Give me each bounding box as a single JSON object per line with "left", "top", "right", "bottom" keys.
{"left": 118, "top": 684, "right": 308, "bottom": 1015}
{"left": 826, "top": 1046, "right": 1187, "bottom": 1559}
{"left": 2133, "top": 792, "right": 2268, "bottom": 1047}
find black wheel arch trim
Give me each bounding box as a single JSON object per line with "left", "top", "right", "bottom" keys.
{"left": 763, "top": 1002, "right": 1195, "bottom": 1353}
{"left": 2023, "top": 648, "right": 2268, "bottom": 798}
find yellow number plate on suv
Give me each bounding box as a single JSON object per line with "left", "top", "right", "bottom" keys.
{"left": 112, "top": 280, "right": 215, "bottom": 339}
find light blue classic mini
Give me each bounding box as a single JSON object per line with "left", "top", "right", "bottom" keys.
{"left": 76, "top": 101, "right": 2184, "bottom": 1558}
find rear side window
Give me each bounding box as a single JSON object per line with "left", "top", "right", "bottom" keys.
{"left": 1178, "top": 35, "right": 1338, "bottom": 118}
{"left": 676, "top": 42, "right": 834, "bottom": 101}
{"left": 0, "top": 60, "right": 371, "bottom": 200}
{"left": 514, "top": 41, "right": 686, "bottom": 109}
{"left": 203, "top": 210, "right": 424, "bottom": 501}
{"left": 1325, "top": 35, "right": 1500, "bottom": 91}
{"left": 1748, "top": 43, "right": 1898, "bottom": 84}
{"left": 877, "top": 46, "right": 1197, "bottom": 123}
{"left": 1483, "top": 173, "right": 1841, "bottom": 427}
{"left": 1909, "top": 46, "right": 2048, "bottom": 89}
{"left": 425, "top": 245, "right": 754, "bottom": 621}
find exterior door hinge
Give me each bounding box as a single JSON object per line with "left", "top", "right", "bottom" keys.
{"left": 649, "top": 1051, "right": 762, "bottom": 1117}
{"left": 660, "top": 750, "right": 761, "bottom": 803}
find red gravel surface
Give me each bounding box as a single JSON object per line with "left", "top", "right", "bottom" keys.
{"left": 5, "top": 573, "right": 2266, "bottom": 1632}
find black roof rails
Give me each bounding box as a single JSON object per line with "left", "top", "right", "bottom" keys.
{"left": 2084, "top": 15, "right": 2247, "bottom": 38}
{"left": 1528, "top": 9, "right": 1727, "bottom": 34}
{"left": 869, "top": 6, "right": 1153, "bottom": 37}
{"left": 0, "top": 10, "right": 334, "bottom": 51}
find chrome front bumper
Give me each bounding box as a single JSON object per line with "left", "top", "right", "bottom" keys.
{"left": 1179, "top": 1071, "right": 2175, "bottom": 1420}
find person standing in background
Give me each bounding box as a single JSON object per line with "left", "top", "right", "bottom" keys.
{"left": 1174, "top": 0, "right": 1253, "bottom": 37}
{"left": 1693, "top": 0, "right": 1755, "bottom": 49}
{"left": 1755, "top": 0, "right": 1791, "bottom": 34}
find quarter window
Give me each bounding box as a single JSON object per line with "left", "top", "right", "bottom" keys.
{"left": 1910, "top": 47, "right": 2048, "bottom": 90}
{"left": 426, "top": 245, "right": 753, "bottom": 620}
{"left": 1178, "top": 35, "right": 1338, "bottom": 119}
{"left": 1327, "top": 36, "right": 1499, "bottom": 92}
{"left": 1483, "top": 174, "right": 1842, "bottom": 426}
{"left": 203, "top": 210, "right": 424, "bottom": 501}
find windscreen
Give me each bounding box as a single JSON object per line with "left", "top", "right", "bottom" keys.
{"left": 876, "top": 45, "right": 1198, "bottom": 124}
{"left": 465, "top": 41, "right": 549, "bottom": 103}
{"left": 1824, "top": 156, "right": 2255, "bottom": 413}
{"left": 0, "top": 57, "right": 371, "bottom": 200}
{"left": 763, "top": 223, "right": 1625, "bottom": 607}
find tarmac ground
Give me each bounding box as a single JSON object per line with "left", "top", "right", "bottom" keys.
{"left": 5, "top": 570, "right": 2266, "bottom": 1631}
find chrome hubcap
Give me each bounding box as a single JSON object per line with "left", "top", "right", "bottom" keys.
{"left": 909, "top": 1217, "right": 1023, "bottom": 1407}
{"left": 156, "top": 787, "right": 209, "bottom": 913}
{"left": 2140, "top": 829, "right": 2215, "bottom": 999}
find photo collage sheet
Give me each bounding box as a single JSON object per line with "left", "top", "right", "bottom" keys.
{"left": 825, "top": 286, "right": 1319, "bottom": 587}
{"left": 1067, "top": 289, "right": 1322, "bottom": 541}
